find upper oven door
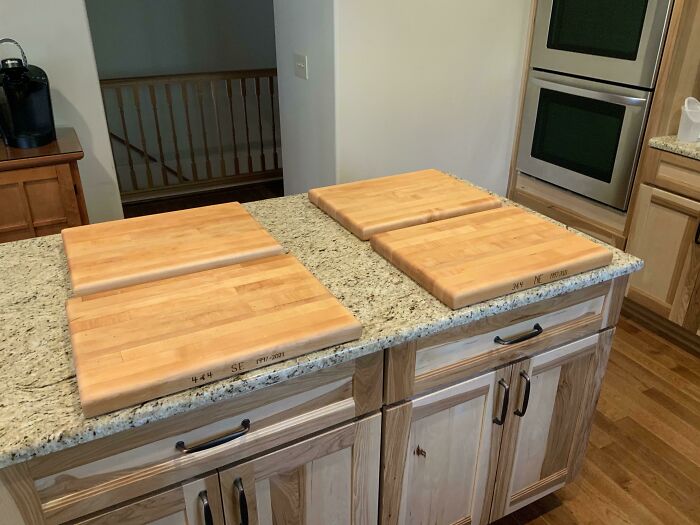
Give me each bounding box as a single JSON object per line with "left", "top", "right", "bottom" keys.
{"left": 531, "top": 0, "right": 673, "bottom": 88}
{"left": 517, "top": 70, "right": 651, "bottom": 211}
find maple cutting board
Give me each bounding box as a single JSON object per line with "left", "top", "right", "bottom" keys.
{"left": 62, "top": 202, "right": 283, "bottom": 296}
{"left": 308, "top": 169, "right": 501, "bottom": 240}
{"left": 66, "top": 254, "right": 363, "bottom": 417}
{"left": 371, "top": 206, "right": 613, "bottom": 309}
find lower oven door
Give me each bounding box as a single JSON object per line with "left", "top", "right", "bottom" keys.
{"left": 517, "top": 70, "right": 651, "bottom": 210}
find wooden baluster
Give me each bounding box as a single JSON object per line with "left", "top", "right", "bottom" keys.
{"left": 164, "top": 83, "right": 184, "bottom": 183}
{"left": 148, "top": 84, "right": 169, "bottom": 186}
{"left": 254, "top": 77, "right": 266, "bottom": 171}
{"left": 268, "top": 76, "right": 279, "bottom": 170}
{"left": 210, "top": 80, "right": 226, "bottom": 178}
{"left": 181, "top": 82, "right": 199, "bottom": 181}
{"left": 226, "top": 78, "right": 241, "bottom": 175}
{"left": 131, "top": 85, "right": 153, "bottom": 189}
{"left": 240, "top": 78, "right": 254, "bottom": 173}
{"left": 115, "top": 86, "right": 138, "bottom": 190}
{"left": 196, "top": 81, "right": 213, "bottom": 179}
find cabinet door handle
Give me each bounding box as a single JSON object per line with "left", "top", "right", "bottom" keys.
{"left": 234, "top": 477, "right": 249, "bottom": 525}
{"left": 514, "top": 371, "right": 531, "bottom": 417}
{"left": 199, "top": 491, "right": 214, "bottom": 525}
{"left": 695, "top": 222, "right": 700, "bottom": 245}
{"left": 175, "top": 419, "right": 250, "bottom": 454}
{"left": 493, "top": 379, "right": 510, "bottom": 425}
{"left": 494, "top": 323, "right": 543, "bottom": 345}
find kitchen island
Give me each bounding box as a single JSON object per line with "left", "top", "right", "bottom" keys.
{"left": 0, "top": 188, "right": 641, "bottom": 524}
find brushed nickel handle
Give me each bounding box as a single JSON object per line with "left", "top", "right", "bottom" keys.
{"left": 514, "top": 371, "right": 531, "bottom": 417}
{"left": 493, "top": 379, "right": 510, "bottom": 426}
{"left": 234, "top": 477, "right": 249, "bottom": 525}
{"left": 176, "top": 419, "right": 250, "bottom": 454}
{"left": 494, "top": 323, "right": 543, "bottom": 345}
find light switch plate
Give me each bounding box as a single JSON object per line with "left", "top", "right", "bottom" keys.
{"left": 294, "top": 53, "right": 308, "bottom": 80}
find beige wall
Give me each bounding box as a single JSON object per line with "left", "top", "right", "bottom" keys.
{"left": 273, "top": 0, "right": 337, "bottom": 195}
{"left": 335, "top": 0, "right": 532, "bottom": 194}
{"left": 1, "top": 0, "right": 123, "bottom": 222}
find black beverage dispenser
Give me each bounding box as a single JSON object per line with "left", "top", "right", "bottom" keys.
{"left": 0, "top": 38, "right": 56, "bottom": 148}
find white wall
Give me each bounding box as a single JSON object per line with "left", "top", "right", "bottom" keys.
{"left": 1, "top": 0, "right": 123, "bottom": 222}
{"left": 335, "top": 0, "right": 531, "bottom": 194}
{"left": 273, "top": 0, "right": 336, "bottom": 194}
{"left": 86, "top": 0, "right": 277, "bottom": 78}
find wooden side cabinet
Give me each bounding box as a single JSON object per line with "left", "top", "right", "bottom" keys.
{"left": 0, "top": 128, "right": 88, "bottom": 242}
{"left": 627, "top": 183, "right": 700, "bottom": 335}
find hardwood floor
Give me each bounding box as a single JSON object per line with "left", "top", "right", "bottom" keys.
{"left": 121, "top": 180, "right": 284, "bottom": 218}
{"left": 494, "top": 315, "right": 700, "bottom": 525}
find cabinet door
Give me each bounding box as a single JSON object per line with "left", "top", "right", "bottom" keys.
{"left": 76, "top": 474, "right": 224, "bottom": 524}
{"left": 490, "top": 331, "right": 613, "bottom": 520}
{"left": 0, "top": 164, "right": 83, "bottom": 242}
{"left": 381, "top": 368, "right": 508, "bottom": 525}
{"left": 219, "top": 414, "right": 381, "bottom": 525}
{"left": 627, "top": 184, "right": 700, "bottom": 333}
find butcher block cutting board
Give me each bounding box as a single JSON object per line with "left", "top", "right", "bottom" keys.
{"left": 62, "top": 203, "right": 283, "bottom": 296}
{"left": 308, "top": 169, "right": 501, "bottom": 240}
{"left": 66, "top": 254, "right": 362, "bottom": 416}
{"left": 371, "top": 206, "right": 613, "bottom": 309}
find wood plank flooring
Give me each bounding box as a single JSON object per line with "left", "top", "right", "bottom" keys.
{"left": 122, "top": 180, "right": 284, "bottom": 218}
{"left": 494, "top": 315, "right": 700, "bottom": 525}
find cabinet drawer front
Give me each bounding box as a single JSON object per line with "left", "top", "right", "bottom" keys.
{"left": 647, "top": 149, "right": 700, "bottom": 201}
{"left": 385, "top": 280, "right": 622, "bottom": 404}
{"left": 75, "top": 474, "right": 223, "bottom": 525}
{"left": 29, "top": 353, "right": 383, "bottom": 524}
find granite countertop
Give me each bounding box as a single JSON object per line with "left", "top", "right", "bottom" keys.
{"left": 649, "top": 135, "right": 700, "bottom": 162}
{"left": 0, "top": 188, "right": 643, "bottom": 469}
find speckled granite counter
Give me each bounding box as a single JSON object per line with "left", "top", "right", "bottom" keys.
{"left": 649, "top": 135, "right": 700, "bottom": 161}
{"left": 0, "top": 189, "right": 642, "bottom": 469}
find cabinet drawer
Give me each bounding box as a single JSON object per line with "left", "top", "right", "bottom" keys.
{"left": 75, "top": 474, "right": 223, "bottom": 525}
{"left": 27, "top": 352, "right": 382, "bottom": 524}
{"left": 643, "top": 148, "right": 700, "bottom": 201}
{"left": 385, "top": 279, "right": 625, "bottom": 404}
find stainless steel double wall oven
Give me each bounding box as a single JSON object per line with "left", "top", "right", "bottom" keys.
{"left": 517, "top": 0, "right": 673, "bottom": 210}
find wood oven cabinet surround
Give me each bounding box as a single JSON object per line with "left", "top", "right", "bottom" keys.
{"left": 0, "top": 276, "right": 627, "bottom": 525}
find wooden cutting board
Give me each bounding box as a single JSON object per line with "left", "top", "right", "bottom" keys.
{"left": 66, "top": 254, "right": 363, "bottom": 417}
{"left": 371, "top": 206, "right": 613, "bottom": 309}
{"left": 62, "top": 203, "right": 283, "bottom": 296}
{"left": 308, "top": 169, "right": 501, "bottom": 240}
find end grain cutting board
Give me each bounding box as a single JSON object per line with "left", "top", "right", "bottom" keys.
{"left": 62, "top": 203, "right": 283, "bottom": 296}
{"left": 371, "top": 206, "right": 613, "bottom": 309}
{"left": 308, "top": 169, "right": 501, "bottom": 240}
{"left": 66, "top": 254, "right": 363, "bottom": 417}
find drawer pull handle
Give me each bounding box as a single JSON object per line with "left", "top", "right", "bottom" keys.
{"left": 176, "top": 419, "right": 250, "bottom": 454}
{"left": 514, "top": 371, "right": 531, "bottom": 417}
{"left": 493, "top": 379, "right": 510, "bottom": 426}
{"left": 234, "top": 477, "right": 249, "bottom": 525}
{"left": 199, "top": 491, "right": 214, "bottom": 525}
{"left": 494, "top": 323, "right": 543, "bottom": 345}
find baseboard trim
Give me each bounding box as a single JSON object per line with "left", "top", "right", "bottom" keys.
{"left": 622, "top": 299, "right": 700, "bottom": 356}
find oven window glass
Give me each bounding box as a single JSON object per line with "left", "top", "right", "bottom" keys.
{"left": 547, "top": 0, "right": 649, "bottom": 61}
{"left": 531, "top": 89, "right": 625, "bottom": 183}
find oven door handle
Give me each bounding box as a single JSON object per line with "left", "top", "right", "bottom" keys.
{"left": 531, "top": 77, "right": 648, "bottom": 107}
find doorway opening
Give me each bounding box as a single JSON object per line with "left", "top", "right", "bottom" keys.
{"left": 85, "top": 0, "right": 283, "bottom": 217}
